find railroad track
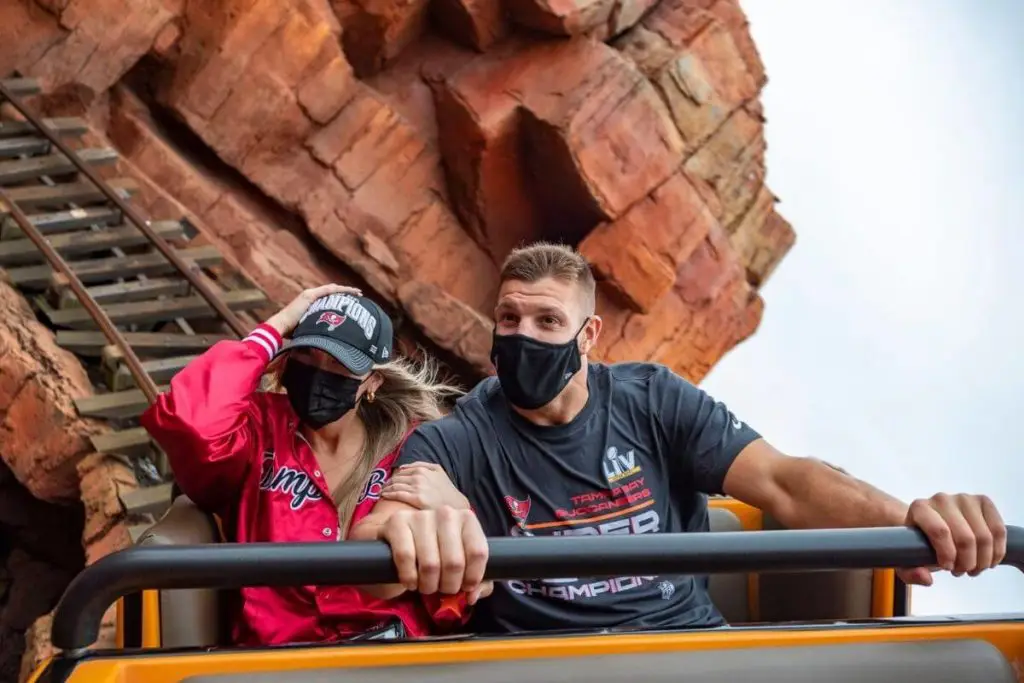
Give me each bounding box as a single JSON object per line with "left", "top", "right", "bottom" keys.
{"left": 0, "top": 76, "right": 270, "bottom": 535}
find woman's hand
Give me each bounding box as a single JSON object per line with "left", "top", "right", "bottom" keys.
{"left": 381, "top": 463, "right": 471, "bottom": 511}
{"left": 264, "top": 284, "right": 362, "bottom": 337}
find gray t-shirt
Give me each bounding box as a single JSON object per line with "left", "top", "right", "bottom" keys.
{"left": 394, "top": 362, "right": 761, "bottom": 633}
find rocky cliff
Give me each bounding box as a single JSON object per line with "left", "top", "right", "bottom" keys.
{"left": 0, "top": 0, "right": 794, "bottom": 678}
{"left": 2, "top": 0, "right": 793, "bottom": 383}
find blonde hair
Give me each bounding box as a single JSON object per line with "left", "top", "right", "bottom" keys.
{"left": 263, "top": 352, "right": 463, "bottom": 534}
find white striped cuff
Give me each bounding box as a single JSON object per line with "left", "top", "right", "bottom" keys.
{"left": 243, "top": 324, "right": 283, "bottom": 362}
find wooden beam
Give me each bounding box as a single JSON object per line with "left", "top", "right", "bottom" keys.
{"left": 4, "top": 245, "right": 222, "bottom": 288}
{"left": 0, "top": 77, "right": 41, "bottom": 96}
{"left": 47, "top": 288, "right": 267, "bottom": 329}
{"left": 0, "top": 220, "right": 183, "bottom": 266}
{"left": 56, "top": 277, "right": 191, "bottom": 309}
{"left": 0, "top": 117, "right": 88, "bottom": 139}
{"left": 56, "top": 330, "right": 232, "bottom": 356}
{"left": 0, "top": 135, "right": 50, "bottom": 159}
{"left": 0, "top": 177, "right": 138, "bottom": 213}
{"left": 75, "top": 386, "right": 170, "bottom": 419}
{"left": 121, "top": 483, "right": 174, "bottom": 517}
{"left": 0, "top": 147, "right": 119, "bottom": 183}
{"left": 108, "top": 355, "right": 197, "bottom": 391}
{"left": 90, "top": 428, "right": 152, "bottom": 458}
{"left": 0, "top": 206, "right": 122, "bottom": 240}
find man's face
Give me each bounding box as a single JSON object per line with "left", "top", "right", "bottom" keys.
{"left": 494, "top": 277, "right": 590, "bottom": 345}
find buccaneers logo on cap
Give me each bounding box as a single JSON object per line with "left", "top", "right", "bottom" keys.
{"left": 316, "top": 311, "right": 347, "bottom": 332}
{"left": 504, "top": 495, "right": 532, "bottom": 526}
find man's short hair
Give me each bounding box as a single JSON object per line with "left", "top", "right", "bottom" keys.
{"left": 500, "top": 242, "right": 596, "bottom": 315}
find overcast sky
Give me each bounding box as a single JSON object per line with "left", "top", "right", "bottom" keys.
{"left": 703, "top": 0, "right": 1024, "bottom": 615}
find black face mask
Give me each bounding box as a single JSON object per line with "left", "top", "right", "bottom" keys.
{"left": 281, "top": 360, "right": 363, "bottom": 429}
{"left": 490, "top": 320, "right": 588, "bottom": 410}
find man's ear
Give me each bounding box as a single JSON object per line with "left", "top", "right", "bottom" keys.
{"left": 579, "top": 315, "right": 602, "bottom": 355}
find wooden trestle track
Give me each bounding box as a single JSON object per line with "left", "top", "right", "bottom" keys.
{"left": 0, "top": 75, "right": 270, "bottom": 536}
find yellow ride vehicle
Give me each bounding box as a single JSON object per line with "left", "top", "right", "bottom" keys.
{"left": 26, "top": 497, "right": 1024, "bottom": 683}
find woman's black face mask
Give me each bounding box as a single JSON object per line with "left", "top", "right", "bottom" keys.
{"left": 282, "top": 359, "right": 363, "bottom": 429}
{"left": 490, "top": 319, "right": 588, "bottom": 410}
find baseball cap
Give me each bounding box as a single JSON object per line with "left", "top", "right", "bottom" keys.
{"left": 277, "top": 293, "right": 394, "bottom": 375}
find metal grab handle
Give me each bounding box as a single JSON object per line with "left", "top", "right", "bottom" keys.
{"left": 51, "top": 526, "right": 1024, "bottom": 651}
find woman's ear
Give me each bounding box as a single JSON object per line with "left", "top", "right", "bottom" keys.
{"left": 365, "top": 370, "right": 385, "bottom": 399}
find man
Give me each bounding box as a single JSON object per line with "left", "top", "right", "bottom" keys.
{"left": 351, "top": 242, "right": 1006, "bottom": 632}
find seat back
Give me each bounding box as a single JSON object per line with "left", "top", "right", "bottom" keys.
{"left": 134, "top": 495, "right": 227, "bottom": 648}
{"left": 705, "top": 507, "right": 749, "bottom": 623}
{"left": 179, "top": 639, "right": 1017, "bottom": 683}
{"left": 756, "top": 513, "right": 874, "bottom": 621}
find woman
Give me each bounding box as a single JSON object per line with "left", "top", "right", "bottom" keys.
{"left": 141, "top": 284, "right": 483, "bottom": 646}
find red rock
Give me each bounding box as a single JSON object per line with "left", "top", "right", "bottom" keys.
{"left": 77, "top": 453, "right": 138, "bottom": 545}
{"left": 150, "top": 19, "right": 183, "bottom": 63}
{"left": 391, "top": 199, "right": 499, "bottom": 312}
{"left": 431, "top": 0, "right": 508, "bottom": 51}
{"left": 506, "top": 0, "right": 616, "bottom": 35}
{"left": 334, "top": 0, "right": 431, "bottom": 77}
{"left": 311, "top": 208, "right": 402, "bottom": 302}
{"left": 615, "top": 3, "right": 759, "bottom": 152}
{"left": 430, "top": 64, "right": 541, "bottom": 261}
{"left": 0, "top": 282, "right": 105, "bottom": 502}
{"left": 580, "top": 172, "right": 716, "bottom": 313}
{"left": 297, "top": 56, "right": 358, "bottom": 125}
{"left": 18, "top": 614, "right": 56, "bottom": 682}
{"left": 15, "top": 0, "right": 174, "bottom": 94}
{"left": 434, "top": 37, "right": 683, "bottom": 262}
{"left": 84, "top": 521, "right": 133, "bottom": 566}
{"left": 164, "top": 0, "right": 289, "bottom": 120}
{"left": 397, "top": 280, "right": 494, "bottom": 376}
{"left": 0, "top": 0, "right": 793, "bottom": 394}
{"left": 728, "top": 188, "right": 796, "bottom": 287}
{"left": 0, "top": 1, "right": 66, "bottom": 80}
{"left": 248, "top": 4, "right": 336, "bottom": 90}
{"left": 103, "top": 87, "right": 361, "bottom": 305}
{"left": 684, "top": 103, "right": 765, "bottom": 229}
{"left": 595, "top": 223, "right": 761, "bottom": 383}
{"left": 504, "top": 0, "right": 658, "bottom": 39}
{"left": 201, "top": 69, "right": 298, "bottom": 167}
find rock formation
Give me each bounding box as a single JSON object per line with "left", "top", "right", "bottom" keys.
{"left": 0, "top": 0, "right": 794, "bottom": 678}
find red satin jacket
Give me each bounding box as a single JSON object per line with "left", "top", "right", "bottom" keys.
{"left": 140, "top": 323, "right": 469, "bottom": 646}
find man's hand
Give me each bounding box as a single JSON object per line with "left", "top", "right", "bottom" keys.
{"left": 898, "top": 493, "right": 1006, "bottom": 586}
{"left": 382, "top": 463, "right": 471, "bottom": 511}
{"left": 378, "top": 506, "right": 491, "bottom": 604}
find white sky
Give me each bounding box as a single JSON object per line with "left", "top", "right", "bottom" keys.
{"left": 703, "top": 0, "right": 1024, "bottom": 615}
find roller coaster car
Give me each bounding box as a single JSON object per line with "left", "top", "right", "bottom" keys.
{"left": 28, "top": 498, "right": 1024, "bottom": 683}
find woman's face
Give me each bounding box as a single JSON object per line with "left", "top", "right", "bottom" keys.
{"left": 288, "top": 348, "right": 366, "bottom": 380}
{"left": 286, "top": 349, "right": 382, "bottom": 400}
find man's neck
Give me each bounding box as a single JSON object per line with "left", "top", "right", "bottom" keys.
{"left": 511, "top": 362, "right": 590, "bottom": 427}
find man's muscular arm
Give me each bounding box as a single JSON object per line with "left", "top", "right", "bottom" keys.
{"left": 723, "top": 441, "right": 908, "bottom": 529}
{"left": 654, "top": 367, "right": 1006, "bottom": 585}
{"left": 723, "top": 439, "right": 1006, "bottom": 583}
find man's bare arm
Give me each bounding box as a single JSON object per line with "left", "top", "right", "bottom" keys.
{"left": 722, "top": 439, "right": 909, "bottom": 529}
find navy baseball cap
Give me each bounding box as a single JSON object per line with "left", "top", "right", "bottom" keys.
{"left": 277, "top": 293, "right": 394, "bottom": 375}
